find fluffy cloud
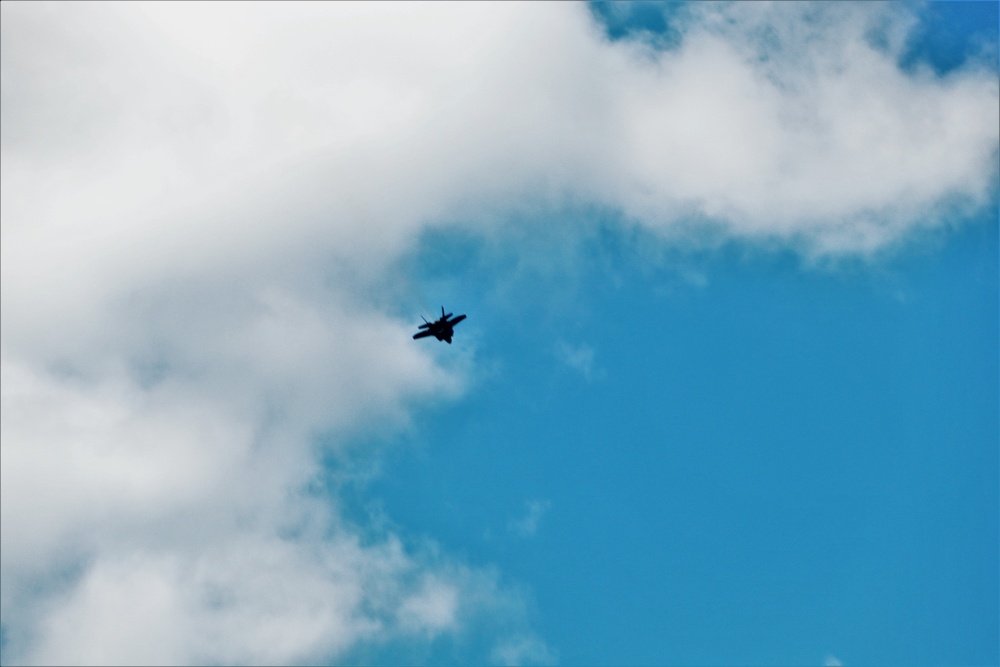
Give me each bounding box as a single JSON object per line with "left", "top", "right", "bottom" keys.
{"left": 615, "top": 2, "right": 998, "bottom": 254}
{"left": 1, "top": 2, "right": 996, "bottom": 664}
{"left": 11, "top": 533, "right": 513, "bottom": 666}
{"left": 0, "top": 302, "right": 478, "bottom": 665}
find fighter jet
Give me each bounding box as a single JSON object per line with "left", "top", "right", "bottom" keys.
{"left": 413, "top": 307, "right": 466, "bottom": 344}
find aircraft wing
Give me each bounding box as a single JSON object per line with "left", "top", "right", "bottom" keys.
{"left": 449, "top": 315, "right": 466, "bottom": 325}
{"left": 412, "top": 330, "right": 435, "bottom": 340}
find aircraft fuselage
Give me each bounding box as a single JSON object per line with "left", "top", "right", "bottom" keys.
{"left": 413, "top": 309, "right": 466, "bottom": 344}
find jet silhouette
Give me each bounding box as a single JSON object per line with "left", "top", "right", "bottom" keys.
{"left": 413, "top": 307, "right": 466, "bottom": 344}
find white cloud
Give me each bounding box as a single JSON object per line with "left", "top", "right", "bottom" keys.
{"left": 508, "top": 500, "right": 552, "bottom": 539}
{"left": 491, "top": 634, "right": 559, "bottom": 666}
{"left": 17, "top": 535, "right": 498, "bottom": 666}
{"left": 555, "top": 341, "right": 600, "bottom": 381}
{"left": 605, "top": 2, "right": 998, "bottom": 255}
{"left": 397, "top": 575, "right": 459, "bottom": 637}
{"left": 0, "top": 310, "right": 480, "bottom": 665}
{"left": 1, "top": 2, "right": 996, "bottom": 664}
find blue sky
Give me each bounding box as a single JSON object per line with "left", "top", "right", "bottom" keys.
{"left": 346, "top": 4, "right": 1000, "bottom": 664}
{"left": 359, "top": 212, "right": 998, "bottom": 665}
{"left": 1, "top": 2, "right": 998, "bottom": 666}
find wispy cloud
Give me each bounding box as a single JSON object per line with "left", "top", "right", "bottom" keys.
{"left": 508, "top": 500, "right": 552, "bottom": 539}
{"left": 491, "top": 634, "right": 559, "bottom": 666}
{"left": 555, "top": 341, "right": 601, "bottom": 381}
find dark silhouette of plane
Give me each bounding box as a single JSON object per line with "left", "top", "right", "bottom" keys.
{"left": 413, "top": 307, "right": 466, "bottom": 344}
